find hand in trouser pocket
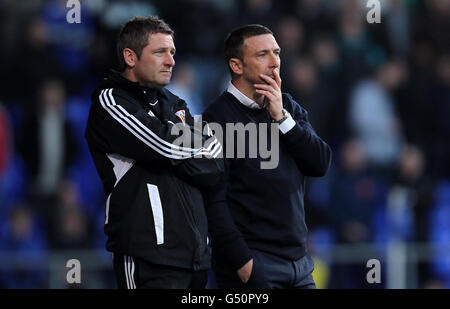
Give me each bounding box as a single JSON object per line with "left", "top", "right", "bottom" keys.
{"left": 243, "top": 256, "right": 270, "bottom": 289}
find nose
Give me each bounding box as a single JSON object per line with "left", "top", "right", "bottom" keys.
{"left": 164, "top": 53, "right": 175, "bottom": 67}
{"left": 269, "top": 52, "right": 280, "bottom": 68}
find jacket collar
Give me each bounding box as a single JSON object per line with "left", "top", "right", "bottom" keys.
{"left": 106, "top": 69, "right": 168, "bottom": 102}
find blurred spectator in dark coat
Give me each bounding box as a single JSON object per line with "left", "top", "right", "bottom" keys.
{"left": 429, "top": 55, "right": 450, "bottom": 177}
{"left": 329, "top": 139, "right": 378, "bottom": 244}
{"left": 413, "top": 0, "right": 450, "bottom": 57}
{"left": 400, "top": 52, "right": 450, "bottom": 179}
{"left": 285, "top": 58, "right": 331, "bottom": 139}
{"left": 389, "top": 145, "right": 434, "bottom": 286}
{"left": 397, "top": 39, "right": 434, "bottom": 159}
{"left": 310, "top": 35, "right": 345, "bottom": 143}
{"left": 18, "top": 79, "right": 77, "bottom": 200}
{"left": 283, "top": 34, "right": 342, "bottom": 144}
{"left": 334, "top": 1, "right": 385, "bottom": 88}
{"left": 391, "top": 146, "right": 433, "bottom": 242}
{"left": 275, "top": 16, "right": 304, "bottom": 67}
{"left": 328, "top": 139, "right": 383, "bottom": 288}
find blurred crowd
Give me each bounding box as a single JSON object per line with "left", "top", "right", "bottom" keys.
{"left": 0, "top": 0, "right": 449, "bottom": 289}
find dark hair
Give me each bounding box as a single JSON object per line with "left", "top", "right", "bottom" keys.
{"left": 224, "top": 24, "right": 273, "bottom": 74}
{"left": 116, "top": 15, "right": 174, "bottom": 71}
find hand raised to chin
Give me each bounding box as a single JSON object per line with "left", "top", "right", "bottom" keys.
{"left": 253, "top": 69, "right": 283, "bottom": 121}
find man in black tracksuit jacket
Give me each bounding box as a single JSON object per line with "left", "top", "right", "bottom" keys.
{"left": 84, "top": 16, "right": 223, "bottom": 289}
{"left": 203, "top": 25, "right": 332, "bottom": 288}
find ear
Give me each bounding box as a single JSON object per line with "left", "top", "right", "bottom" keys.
{"left": 229, "top": 58, "right": 243, "bottom": 75}
{"left": 123, "top": 48, "right": 137, "bottom": 68}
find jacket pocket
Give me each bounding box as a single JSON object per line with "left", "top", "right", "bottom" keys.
{"left": 146, "top": 184, "right": 164, "bottom": 245}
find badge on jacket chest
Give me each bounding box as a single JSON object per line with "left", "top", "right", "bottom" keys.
{"left": 175, "top": 109, "right": 186, "bottom": 124}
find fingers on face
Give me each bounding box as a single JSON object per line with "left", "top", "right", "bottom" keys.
{"left": 259, "top": 73, "right": 275, "bottom": 85}
{"left": 254, "top": 83, "right": 274, "bottom": 92}
{"left": 273, "top": 69, "right": 282, "bottom": 87}
{"left": 255, "top": 89, "right": 275, "bottom": 100}
{"left": 254, "top": 80, "right": 281, "bottom": 98}
{"left": 259, "top": 73, "right": 280, "bottom": 90}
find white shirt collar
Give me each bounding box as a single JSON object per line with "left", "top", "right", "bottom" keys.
{"left": 227, "top": 81, "right": 263, "bottom": 109}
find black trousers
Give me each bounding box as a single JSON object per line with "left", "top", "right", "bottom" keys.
{"left": 213, "top": 250, "right": 316, "bottom": 289}
{"left": 113, "top": 254, "right": 208, "bottom": 289}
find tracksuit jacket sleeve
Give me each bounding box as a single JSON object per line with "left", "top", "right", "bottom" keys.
{"left": 169, "top": 110, "right": 224, "bottom": 188}
{"left": 280, "top": 94, "right": 332, "bottom": 177}
{"left": 88, "top": 88, "right": 222, "bottom": 164}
